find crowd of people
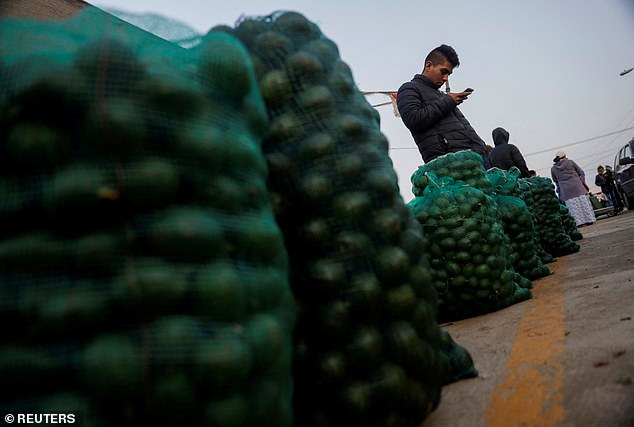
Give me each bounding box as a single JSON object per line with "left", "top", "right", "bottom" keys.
{"left": 396, "top": 43, "right": 624, "bottom": 227}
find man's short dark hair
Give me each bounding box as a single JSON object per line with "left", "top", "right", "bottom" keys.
{"left": 425, "top": 44, "right": 460, "bottom": 68}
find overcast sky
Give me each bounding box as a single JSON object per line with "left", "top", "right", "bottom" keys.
{"left": 91, "top": 0, "right": 634, "bottom": 201}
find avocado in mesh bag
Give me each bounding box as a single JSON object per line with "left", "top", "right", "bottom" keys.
{"left": 517, "top": 177, "right": 580, "bottom": 257}
{"left": 223, "top": 10, "right": 476, "bottom": 427}
{"left": 494, "top": 195, "right": 552, "bottom": 280}
{"left": 560, "top": 203, "right": 583, "bottom": 241}
{"left": 0, "top": 9, "right": 294, "bottom": 427}
{"left": 408, "top": 174, "right": 532, "bottom": 322}
{"left": 486, "top": 168, "right": 551, "bottom": 280}
{"left": 512, "top": 177, "right": 556, "bottom": 264}
{"left": 411, "top": 150, "right": 492, "bottom": 196}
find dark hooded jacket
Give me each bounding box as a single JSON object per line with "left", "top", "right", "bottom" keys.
{"left": 488, "top": 127, "right": 530, "bottom": 178}
{"left": 397, "top": 74, "right": 486, "bottom": 163}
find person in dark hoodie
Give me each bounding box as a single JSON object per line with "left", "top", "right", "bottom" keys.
{"left": 397, "top": 44, "right": 486, "bottom": 164}
{"left": 551, "top": 151, "right": 596, "bottom": 226}
{"left": 488, "top": 127, "right": 531, "bottom": 177}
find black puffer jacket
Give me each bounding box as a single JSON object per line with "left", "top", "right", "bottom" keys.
{"left": 397, "top": 74, "right": 486, "bottom": 163}
{"left": 488, "top": 127, "right": 530, "bottom": 178}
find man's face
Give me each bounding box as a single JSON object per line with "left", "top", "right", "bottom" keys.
{"left": 423, "top": 59, "right": 454, "bottom": 88}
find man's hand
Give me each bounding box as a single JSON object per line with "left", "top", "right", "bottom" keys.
{"left": 448, "top": 90, "right": 472, "bottom": 105}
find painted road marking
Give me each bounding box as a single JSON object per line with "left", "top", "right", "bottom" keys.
{"left": 485, "top": 257, "right": 567, "bottom": 426}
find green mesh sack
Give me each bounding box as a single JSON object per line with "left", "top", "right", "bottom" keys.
{"left": 560, "top": 203, "right": 583, "bottom": 241}
{"left": 514, "top": 178, "right": 555, "bottom": 264}
{"left": 219, "top": 10, "right": 476, "bottom": 427}
{"left": 0, "top": 9, "right": 295, "bottom": 427}
{"left": 411, "top": 150, "right": 492, "bottom": 196}
{"left": 408, "top": 175, "right": 531, "bottom": 323}
{"left": 517, "top": 177, "right": 580, "bottom": 257}
{"left": 494, "top": 195, "right": 551, "bottom": 280}
{"left": 485, "top": 166, "right": 523, "bottom": 197}
{"left": 485, "top": 168, "right": 551, "bottom": 280}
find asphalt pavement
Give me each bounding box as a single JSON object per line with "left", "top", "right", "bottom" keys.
{"left": 422, "top": 208, "right": 634, "bottom": 427}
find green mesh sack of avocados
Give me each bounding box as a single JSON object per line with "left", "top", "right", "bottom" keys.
{"left": 408, "top": 174, "right": 531, "bottom": 323}
{"left": 485, "top": 168, "right": 551, "bottom": 280}
{"left": 0, "top": 9, "right": 295, "bottom": 427}
{"left": 517, "top": 177, "right": 580, "bottom": 257}
{"left": 411, "top": 150, "right": 492, "bottom": 196}
{"left": 560, "top": 203, "right": 583, "bottom": 241}
{"left": 494, "top": 195, "right": 551, "bottom": 280}
{"left": 514, "top": 178, "right": 555, "bottom": 264}
{"left": 217, "top": 10, "right": 476, "bottom": 427}
{"left": 485, "top": 166, "right": 522, "bottom": 197}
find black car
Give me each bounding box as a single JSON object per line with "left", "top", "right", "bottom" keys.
{"left": 614, "top": 137, "right": 634, "bottom": 209}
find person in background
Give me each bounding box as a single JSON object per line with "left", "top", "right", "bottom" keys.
{"left": 595, "top": 165, "right": 624, "bottom": 212}
{"left": 488, "top": 127, "right": 531, "bottom": 177}
{"left": 397, "top": 44, "right": 486, "bottom": 164}
{"left": 551, "top": 151, "right": 596, "bottom": 226}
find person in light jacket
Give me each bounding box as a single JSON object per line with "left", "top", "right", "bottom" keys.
{"left": 550, "top": 151, "right": 596, "bottom": 226}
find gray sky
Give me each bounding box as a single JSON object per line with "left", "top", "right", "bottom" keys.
{"left": 92, "top": 0, "right": 634, "bottom": 201}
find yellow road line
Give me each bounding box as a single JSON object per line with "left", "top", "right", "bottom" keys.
{"left": 485, "top": 258, "right": 567, "bottom": 427}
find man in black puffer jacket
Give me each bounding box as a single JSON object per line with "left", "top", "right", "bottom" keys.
{"left": 397, "top": 44, "right": 486, "bottom": 163}
{"left": 488, "top": 126, "right": 531, "bottom": 178}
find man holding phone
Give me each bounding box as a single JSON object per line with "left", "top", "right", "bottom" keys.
{"left": 397, "top": 44, "right": 486, "bottom": 163}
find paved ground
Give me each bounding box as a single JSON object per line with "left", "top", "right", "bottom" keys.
{"left": 422, "top": 209, "right": 634, "bottom": 427}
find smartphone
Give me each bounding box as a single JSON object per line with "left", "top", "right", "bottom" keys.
{"left": 464, "top": 88, "right": 474, "bottom": 93}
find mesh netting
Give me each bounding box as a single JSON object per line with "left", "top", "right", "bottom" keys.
{"left": 517, "top": 177, "right": 580, "bottom": 257}
{"left": 0, "top": 8, "right": 295, "bottom": 427}
{"left": 218, "top": 10, "right": 476, "bottom": 427}
{"left": 560, "top": 203, "right": 583, "bottom": 241}
{"left": 411, "top": 150, "right": 492, "bottom": 196}
{"left": 408, "top": 174, "right": 531, "bottom": 322}
{"left": 485, "top": 168, "right": 551, "bottom": 280}
{"left": 494, "top": 195, "right": 552, "bottom": 280}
